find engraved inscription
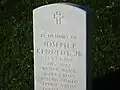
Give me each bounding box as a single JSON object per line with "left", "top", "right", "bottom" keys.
{"left": 53, "top": 11, "right": 64, "bottom": 24}
{"left": 36, "top": 32, "right": 83, "bottom": 90}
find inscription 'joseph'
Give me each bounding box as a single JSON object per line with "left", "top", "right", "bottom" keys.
{"left": 37, "top": 40, "right": 82, "bottom": 56}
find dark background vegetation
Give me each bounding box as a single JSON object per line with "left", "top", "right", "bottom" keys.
{"left": 0, "top": 0, "right": 120, "bottom": 90}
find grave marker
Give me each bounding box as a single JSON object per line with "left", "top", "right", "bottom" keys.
{"left": 33, "top": 3, "right": 91, "bottom": 90}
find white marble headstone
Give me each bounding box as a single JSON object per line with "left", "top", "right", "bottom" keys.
{"left": 33, "top": 3, "right": 88, "bottom": 90}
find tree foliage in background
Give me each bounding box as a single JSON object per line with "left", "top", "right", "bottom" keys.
{"left": 0, "top": 0, "right": 120, "bottom": 89}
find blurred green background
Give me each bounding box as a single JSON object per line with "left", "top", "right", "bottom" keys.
{"left": 0, "top": 0, "right": 120, "bottom": 89}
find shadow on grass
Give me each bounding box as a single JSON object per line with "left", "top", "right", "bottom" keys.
{"left": 93, "top": 70, "right": 120, "bottom": 90}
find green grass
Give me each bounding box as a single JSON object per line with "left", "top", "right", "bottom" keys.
{"left": 0, "top": 0, "right": 120, "bottom": 89}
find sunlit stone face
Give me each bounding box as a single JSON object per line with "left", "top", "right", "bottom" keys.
{"left": 33, "top": 3, "right": 87, "bottom": 90}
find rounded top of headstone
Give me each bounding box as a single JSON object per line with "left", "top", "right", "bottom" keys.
{"left": 33, "top": 3, "right": 87, "bottom": 13}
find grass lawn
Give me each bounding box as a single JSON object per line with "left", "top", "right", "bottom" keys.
{"left": 0, "top": 0, "right": 120, "bottom": 89}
